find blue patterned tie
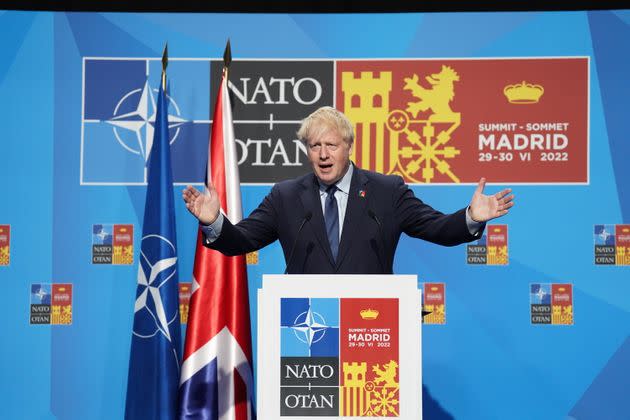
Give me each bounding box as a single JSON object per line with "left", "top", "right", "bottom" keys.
{"left": 324, "top": 184, "right": 339, "bottom": 261}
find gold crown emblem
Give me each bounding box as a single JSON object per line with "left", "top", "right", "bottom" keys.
{"left": 557, "top": 287, "right": 566, "bottom": 292}
{"left": 119, "top": 228, "right": 127, "bottom": 232}
{"left": 430, "top": 286, "right": 439, "bottom": 292}
{"left": 503, "top": 81, "right": 544, "bottom": 104}
{"left": 493, "top": 227, "right": 502, "bottom": 233}
{"left": 360, "top": 308, "right": 379, "bottom": 320}
{"left": 58, "top": 287, "right": 66, "bottom": 292}
{"left": 623, "top": 228, "right": 629, "bottom": 233}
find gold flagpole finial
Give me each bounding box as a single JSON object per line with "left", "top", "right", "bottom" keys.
{"left": 161, "top": 43, "right": 168, "bottom": 90}
{"left": 223, "top": 39, "right": 232, "bottom": 78}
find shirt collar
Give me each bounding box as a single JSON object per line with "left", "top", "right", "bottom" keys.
{"left": 318, "top": 163, "right": 353, "bottom": 195}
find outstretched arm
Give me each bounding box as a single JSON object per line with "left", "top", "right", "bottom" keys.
{"left": 468, "top": 177, "right": 515, "bottom": 222}
{"left": 396, "top": 177, "right": 478, "bottom": 246}
{"left": 183, "top": 181, "right": 280, "bottom": 256}
{"left": 182, "top": 182, "right": 221, "bottom": 225}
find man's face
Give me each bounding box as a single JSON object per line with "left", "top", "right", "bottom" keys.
{"left": 306, "top": 130, "right": 352, "bottom": 185}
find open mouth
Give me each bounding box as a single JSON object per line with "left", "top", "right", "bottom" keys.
{"left": 319, "top": 163, "right": 333, "bottom": 170}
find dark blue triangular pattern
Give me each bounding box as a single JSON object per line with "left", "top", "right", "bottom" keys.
{"left": 0, "top": 12, "right": 36, "bottom": 86}
{"left": 570, "top": 336, "right": 630, "bottom": 419}
{"left": 588, "top": 11, "right": 630, "bottom": 222}
{"left": 64, "top": 12, "right": 155, "bottom": 58}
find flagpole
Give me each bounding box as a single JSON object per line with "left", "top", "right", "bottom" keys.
{"left": 223, "top": 38, "right": 231, "bottom": 79}
{"left": 162, "top": 43, "right": 168, "bottom": 90}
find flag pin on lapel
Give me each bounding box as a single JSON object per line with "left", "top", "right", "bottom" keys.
{"left": 359, "top": 190, "right": 366, "bottom": 198}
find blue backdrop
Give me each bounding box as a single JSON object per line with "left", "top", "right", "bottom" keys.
{"left": 1, "top": 9, "right": 629, "bottom": 420}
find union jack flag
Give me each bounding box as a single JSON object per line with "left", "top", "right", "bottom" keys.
{"left": 178, "top": 57, "right": 255, "bottom": 419}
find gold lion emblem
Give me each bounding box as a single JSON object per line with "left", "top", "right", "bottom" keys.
{"left": 372, "top": 360, "right": 399, "bottom": 388}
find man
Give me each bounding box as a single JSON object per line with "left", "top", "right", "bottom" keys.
{"left": 182, "top": 106, "right": 514, "bottom": 274}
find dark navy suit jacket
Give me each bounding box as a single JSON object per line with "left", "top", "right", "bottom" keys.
{"left": 205, "top": 167, "right": 483, "bottom": 274}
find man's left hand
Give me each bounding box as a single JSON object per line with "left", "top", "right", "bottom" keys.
{"left": 469, "top": 177, "right": 515, "bottom": 222}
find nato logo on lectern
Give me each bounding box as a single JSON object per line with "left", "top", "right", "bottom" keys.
{"left": 280, "top": 298, "right": 340, "bottom": 416}
{"left": 280, "top": 297, "right": 400, "bottom": 417}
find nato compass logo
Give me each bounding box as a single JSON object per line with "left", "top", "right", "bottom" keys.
{"left": 30, "top": 284, "right": 51, "bottom": 324}
{"left": 280, "top": 298, "right": 340, "bottom": 416}
{"left": 82, "top": 58, "right": 210, "bottom": 185}
{"left": 107, "top": 80, "right": 185, "bottom": 160}
{"left": 281, "top": 298, "right": 339, "bottom": 357}
{"left": 530, "top": 283, "right": 552, "bottom": 324}
{"left": 594, "top": 224, "right": 615, "bottom": 265}
{"left": 134, "top": 234, "right": 179, "bottom": 343}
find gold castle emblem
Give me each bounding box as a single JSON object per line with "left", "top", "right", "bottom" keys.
{"left": 503, "top": 81, "right": 544, "bottom": 104}
{"left": 342, "top": 65, "right": 462, "bottom": 183}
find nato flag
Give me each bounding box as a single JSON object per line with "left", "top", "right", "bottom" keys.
{"left": 125, "top": 81, "right": 182, "bottom": 420}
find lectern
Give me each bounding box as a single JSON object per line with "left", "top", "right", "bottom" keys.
{"left": 257, "top": 275, "right": 422, "bottom": 419}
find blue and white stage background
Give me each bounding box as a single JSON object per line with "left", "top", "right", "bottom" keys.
{"left": 1, "top": 9, "right": 629, "bottom": 420}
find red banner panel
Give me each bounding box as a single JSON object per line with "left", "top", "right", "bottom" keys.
{"left": 340, "top": 298, "right": 399, "bottom": 417}
{"left": 336, "top": 58, "right": 588, "bottom": 184}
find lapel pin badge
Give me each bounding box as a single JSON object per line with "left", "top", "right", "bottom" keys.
{"left": 359, "top": 190, "right": 366, "bottom": 198}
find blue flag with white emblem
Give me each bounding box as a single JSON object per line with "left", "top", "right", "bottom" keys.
{"left": 125, "top": 80, "right": 182, "bottom": 420}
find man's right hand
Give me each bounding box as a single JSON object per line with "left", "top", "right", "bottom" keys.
{"left": 182, "top": 184, "right": 221, "bottom": 225}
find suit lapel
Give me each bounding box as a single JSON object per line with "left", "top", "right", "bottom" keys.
{"left": 299, "top": 174, "right": 335, "bottom": 266}
{"left": 335, "top": 167, "right": 369, "bottom": 269}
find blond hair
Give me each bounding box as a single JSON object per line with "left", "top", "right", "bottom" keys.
{"left": 297, "top": 106, "right": 354, "bottom": 145}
